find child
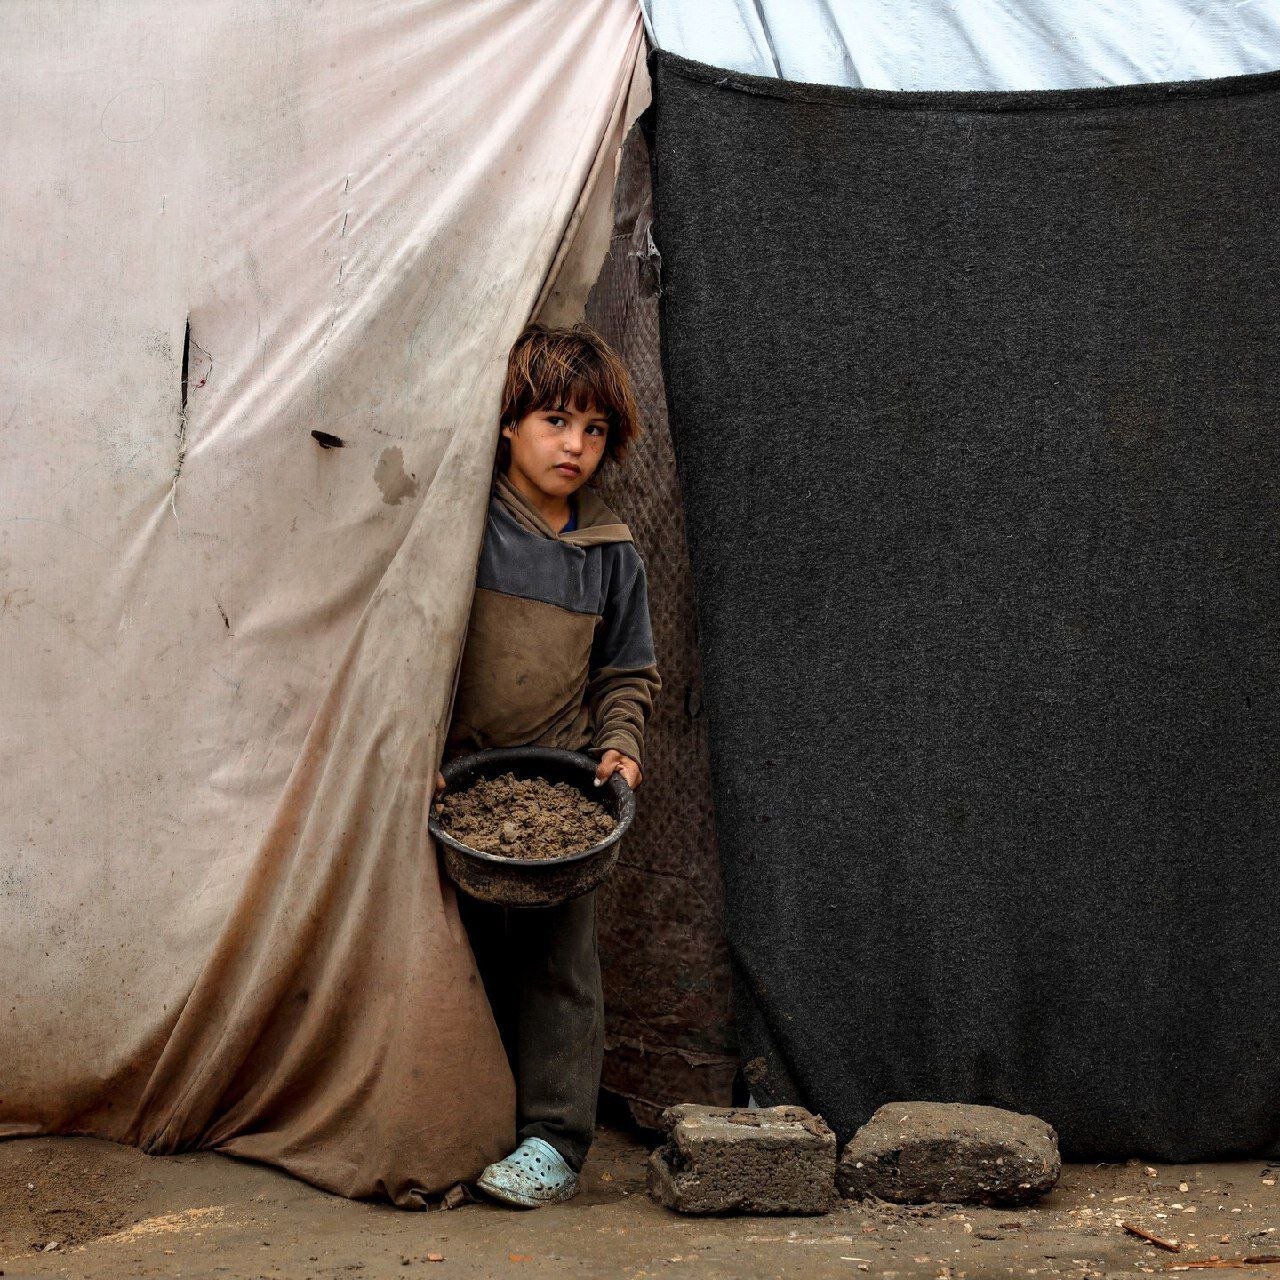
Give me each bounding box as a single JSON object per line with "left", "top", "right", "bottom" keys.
{"left": 441, "top": 322, "right": 660, "bottom": 1207}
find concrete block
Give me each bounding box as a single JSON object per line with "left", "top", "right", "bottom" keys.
{"left": 647, "top": 1103, "right": 838, "bottom": 1216}
{"left": 837, "top": 1102, "right": 1060, "bottom": 1206}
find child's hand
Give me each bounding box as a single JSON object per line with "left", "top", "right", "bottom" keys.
{"left": 434, "top": 771, "right": 446, "bottom": 796}
{"left": 594, "top": 749, "right": 642, "bottom": 790}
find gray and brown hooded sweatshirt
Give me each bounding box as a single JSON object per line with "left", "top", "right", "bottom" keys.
{"left": 446, "top": 474, "right": 660, "bottom": 766}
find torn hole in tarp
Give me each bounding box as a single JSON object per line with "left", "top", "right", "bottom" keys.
{"left": 632, "top": 223, "right": 662, "bottom": 297}
{"left": 173, "top": 318, "right": 213, "bottom": 488}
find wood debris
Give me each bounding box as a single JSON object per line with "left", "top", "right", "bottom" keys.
{"left": 1124, "top": 1221, "right": 1182, "bottom": 1252}
{"left": 1165, "top": 1256, "right": 1280, "bottom": 1271}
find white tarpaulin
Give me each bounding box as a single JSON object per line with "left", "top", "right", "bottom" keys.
{"left": 0, "top": 0, "right": 644, "bottom": 1204}
{"left": 641, "top": 0, "right": 1280, "bottom": 89}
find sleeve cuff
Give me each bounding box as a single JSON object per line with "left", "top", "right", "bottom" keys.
{"left": 589, "top": 730, "right": 643, "bottom": 767}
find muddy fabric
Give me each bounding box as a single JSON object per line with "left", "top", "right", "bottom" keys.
{"left": 0, "top": 0, "right": 644, "bottom": 1204}
{"left": 650, "top": 50, "right": 1280, "bottom": 1159}
{"left": 447, "top": 476, "right": 660, "bottom": 767}
{"left": 460, "top": 891, "right": 604, "bottom": 1172}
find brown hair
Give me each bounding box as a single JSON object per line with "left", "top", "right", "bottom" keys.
{"left": 497, "top": 322, "right": 641, "bottom": 471}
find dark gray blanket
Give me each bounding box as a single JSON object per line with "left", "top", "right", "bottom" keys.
{"left": 648, "top": 49, "right": 1280, "bottom": 1159}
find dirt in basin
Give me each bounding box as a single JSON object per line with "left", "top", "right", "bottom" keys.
{"left": 435, "top": 771, "right": 615, "bottom": 860}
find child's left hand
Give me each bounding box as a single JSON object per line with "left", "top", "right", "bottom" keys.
{"left": 594, "top": 749, "right": 642, "bottom": 790}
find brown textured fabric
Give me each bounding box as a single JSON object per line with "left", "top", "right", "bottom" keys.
{"left": 585, "top": 123, "right": 737, "bottom": 1120}
{"left": 450, "top": 589, "right": 600, "bottom": 752}
{"left": 447, "top": 476, "right": 660, "bottom": 767}
{"left": 587, "top": 668, "right": 653, "bottom": 766}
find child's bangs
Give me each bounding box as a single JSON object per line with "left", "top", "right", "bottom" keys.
{"left": 534, "top": 369, "right": 622, "bottom": 426}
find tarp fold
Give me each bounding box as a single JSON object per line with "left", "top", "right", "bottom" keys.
{"left": 1, "top": 0, "right": 643, "bottom": 1202}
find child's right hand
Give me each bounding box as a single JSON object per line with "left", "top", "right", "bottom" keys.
{"left": 434, "top": 771, "right": 446, "bottom": 796}
{"left": 593, "top": 749, "right": 642, "bottom": 790}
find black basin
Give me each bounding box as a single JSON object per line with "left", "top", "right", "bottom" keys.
{"left": 429, "top": 746, "right": 635, "bottom": 908}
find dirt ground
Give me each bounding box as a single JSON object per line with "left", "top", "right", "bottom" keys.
{"left": 2, "top": 1127, "right": 1277, "bottom": 1280}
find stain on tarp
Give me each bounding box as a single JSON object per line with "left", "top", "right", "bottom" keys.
{"left": 374, "top": 446, "right": 419, "bottom": 505}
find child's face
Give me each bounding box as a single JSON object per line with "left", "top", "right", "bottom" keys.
{"left": 502, "top": 402, "right": 609, "bottom": 500}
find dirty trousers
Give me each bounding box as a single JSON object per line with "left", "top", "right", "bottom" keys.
{"left": 459, "top": 890, "right": 604, "bottom": 1172}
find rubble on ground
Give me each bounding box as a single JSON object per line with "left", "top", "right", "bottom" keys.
{"left": 837, "top": 1101, "right": 1061, "bottom": 1206}
{"left": 647, "top": 1104, "right": 839, "bottom": 1215}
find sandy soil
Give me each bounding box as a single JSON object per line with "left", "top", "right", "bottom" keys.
{"left": 1, "top": 1128, "right": 1277, "bottom": 1279}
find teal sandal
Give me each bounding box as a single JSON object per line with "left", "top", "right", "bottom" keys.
{"left": 475, "top": 1137, "right": 581, "bottom": 1208}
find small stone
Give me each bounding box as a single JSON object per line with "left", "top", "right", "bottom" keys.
{"left": 837, "top": 1102, "right": 1060, "bottom": 1207}
{"left": 647, "top": 1103, "right": 838, "bottom": 1215}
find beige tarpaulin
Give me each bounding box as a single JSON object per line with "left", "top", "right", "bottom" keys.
{"left": 0, "top": 0, "right": 644, "bottom": 1204}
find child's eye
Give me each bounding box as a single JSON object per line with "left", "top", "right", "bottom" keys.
{"left": 547, "top": 415, "right": 566, "bottom": 427}
{"left": 586, "top": 424, "right": 605, "bottom": 437}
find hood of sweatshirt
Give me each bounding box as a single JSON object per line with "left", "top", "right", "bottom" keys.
{"left": 494, "top": 472, "right": 633, "bottom": 549}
